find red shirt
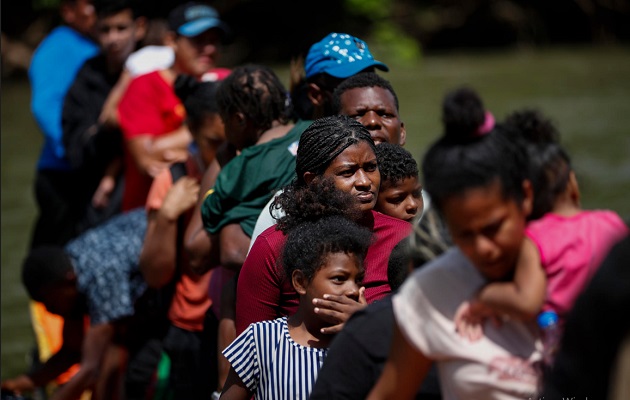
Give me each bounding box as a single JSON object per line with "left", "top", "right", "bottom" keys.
{"left": 118, "top": 70, "right": 186, "bottom": 211}
{"left": 235, "top": 210, "right": 413, "bottom": 334}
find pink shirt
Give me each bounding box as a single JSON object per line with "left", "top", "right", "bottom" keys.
{"left": 526, "top": 210, "right": 628, "bottom": 318}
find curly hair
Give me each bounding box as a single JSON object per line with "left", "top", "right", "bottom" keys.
{"left": 504, "top": 108, "right": 571, "bottom": 220}
{"left": 280, "top": 215, "right": 373, "bottom": 283}
{"left": 272, "top": 177, "right": 362, "bottom": 234}
{"left": 375, "top": 142, "right": 418, "bottom": 186}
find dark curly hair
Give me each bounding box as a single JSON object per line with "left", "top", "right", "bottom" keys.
{"left": 272, "top": 177, "right": 362, "bottom": 234}
{"left": 375, "top": 142, "right": 418, "bottom": 186}
{"left": 331, "top": 72, "right": 399, "bottom": 114}
{"left": 281, "top": 215, "right": 373, "bottom": 283}
{"left": 504, "top": 108, "right": 571, "bottom": 220}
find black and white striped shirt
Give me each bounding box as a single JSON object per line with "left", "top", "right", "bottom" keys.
{"left": 223, "top": 317, "right": 328, "bottom": 400}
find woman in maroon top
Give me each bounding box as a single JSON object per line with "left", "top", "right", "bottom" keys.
{"left": 235, "top": 115, "right": 413, "bottom": 335}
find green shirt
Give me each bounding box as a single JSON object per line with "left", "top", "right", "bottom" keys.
{"left": 202, "top": 120, "right": 312, "bottom": 237}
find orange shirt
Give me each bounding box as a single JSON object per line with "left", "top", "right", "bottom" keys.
{"left": 145, "top": 157, "right": 212, "bottom": 331}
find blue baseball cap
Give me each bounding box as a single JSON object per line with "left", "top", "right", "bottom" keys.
{"left": 304, "top": 32, "right": 389, "bottom": 79}
{"left": 168, "top": 2, "right": 230, "bottom": 39}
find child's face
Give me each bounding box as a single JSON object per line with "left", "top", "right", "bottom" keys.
{"left": 376, "top": 176, "right": 423, "bottom": 222}
{"left": 305, "top": 252, "right": 364, "bottom": 304}
{"left": 441, "top": 180, "right": 531, "bottom": 282}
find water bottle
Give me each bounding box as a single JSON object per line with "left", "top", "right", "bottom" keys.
{"left": 537, "top": 310, "right": 560, "bottom": 368}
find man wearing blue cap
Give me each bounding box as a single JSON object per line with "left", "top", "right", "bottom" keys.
{"left": 294, "top": 32, "right": 389, "bottom": 120}
{"left": 191, "top": 31, "right": 390, "bottom": 273}
{"left": 117, "top": 2, "right": 231, "bottom": 213}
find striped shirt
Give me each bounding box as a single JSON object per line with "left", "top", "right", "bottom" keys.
{"left": 223, "top": 317, "right": 328, "bottom": 400}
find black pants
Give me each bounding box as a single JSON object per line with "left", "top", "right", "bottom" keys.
{"left": 161, "top": 310, "right": 220, "bottom": 399}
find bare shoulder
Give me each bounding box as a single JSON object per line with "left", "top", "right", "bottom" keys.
{"left": 256, "top": 123, "right": 295, "bottom": 145}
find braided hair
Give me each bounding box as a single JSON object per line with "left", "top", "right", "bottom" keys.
{"left": 294, "top": 115, "right": 376, "bottom": 186}
{"left": 216, "top": 64, "right": 292, "bottom": 146}
{"left": 331, "top": 72, "right": 400, "bottom": 113}
{"left": 271, "top": 115, "right": 376, "bottom": 233}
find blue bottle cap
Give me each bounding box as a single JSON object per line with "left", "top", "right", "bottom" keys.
{"left": 537, "top": 310, "right": 559, "bottom": 328}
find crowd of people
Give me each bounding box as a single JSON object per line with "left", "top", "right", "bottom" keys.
{"left": 2, "top": 0, "right": 629, "bottom": 399}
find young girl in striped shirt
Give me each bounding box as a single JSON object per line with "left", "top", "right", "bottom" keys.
{"left": 220, "top": 215, "right": 373, "bottom": 400}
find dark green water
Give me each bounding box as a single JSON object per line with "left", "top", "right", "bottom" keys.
{"left": 2, "top": 46, "right": 629, "bottom": 380}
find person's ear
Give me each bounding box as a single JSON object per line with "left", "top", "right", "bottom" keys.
{"left": 398, "top": 120, "right": 407, "bottom": 146}
{"left": 521, "top": 179, "right": 534, "bottom": 217}
{"left": 307, "top": 82, "right": 325, "bottom": 107}
{"left": 568, "top": 171, "right": 581, "bottom": 207}
{"left": 134, "top": 16, "right": 148, "bottom": 42}
{"left": 303, "top": 171, "right": 317, "bottom": 185}
{"left": 292, "top": 270, "right": 308, "bottom": 295}
{"left": 163, "top": 31, "right": 178, "bottom": 49}
{"left": 236, "top": 112, "right": 247, "bottom": 127}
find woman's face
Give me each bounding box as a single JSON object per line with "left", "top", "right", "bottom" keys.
{"left": 321, "top": 141, "right": 381, "bottom": 213}
{"left": 441, "top": 180, "right": 532, "bottom": 282}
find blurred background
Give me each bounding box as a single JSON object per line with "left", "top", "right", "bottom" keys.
{"left": 2, "top": 0, "right": 630, "bottom": 380}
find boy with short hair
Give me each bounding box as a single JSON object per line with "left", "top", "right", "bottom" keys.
{"left": 374, "top": 142, "right": 423, "bottom": 222}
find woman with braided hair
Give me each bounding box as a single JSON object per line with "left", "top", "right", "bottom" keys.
{"left": 235, "top": 114, "right": 413, "bottom": 335}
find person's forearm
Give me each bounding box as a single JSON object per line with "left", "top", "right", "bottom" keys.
{"left": 219, "top": 224, "right": 251, "bottom": 270}
{"left": 27, "top": 348, "right": 82, "bottom": 388}
{"left": 140, "top": 213, "right": 178, "bottom": 288}
{"left": 151, "top": 125, "right": 193, "bottom": 154}
{"left": 478, "top": 283, "right": 541, "bottom": 320}
{"left": 49, "top": 367, "right": 97, "bottom": 400}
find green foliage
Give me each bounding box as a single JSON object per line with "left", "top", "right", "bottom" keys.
{"left": 345, "top": 0, "right": 389, "bottom": 19}
{"left": 32, "top": 0, "right": 60, "bottom": 10}
{"left": 372, "top": 22, "right": 422, "bottom": 65}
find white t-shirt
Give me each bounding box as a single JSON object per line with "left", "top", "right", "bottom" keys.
{"left": 125, "top": 45, "right": 174, "bottom": 78}
{"left": 393, "top": 247, "right": 542, "bottom": 400}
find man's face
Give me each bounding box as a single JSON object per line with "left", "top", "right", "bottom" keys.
{"left": 62, "top": 0, "right": 97, "bottom": 37}
{"left": 97, "top": 9, "right": 142, "bottom": 68}
{"left": 339, "top": 86, "right": 406, "bottom": 145}
{"left": 174, "top": 28, "right": 222, "bottom": 78}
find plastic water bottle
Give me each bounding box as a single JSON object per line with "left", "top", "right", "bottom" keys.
{"left": 537, "top": 310, "right": 560, "bottom": 368}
